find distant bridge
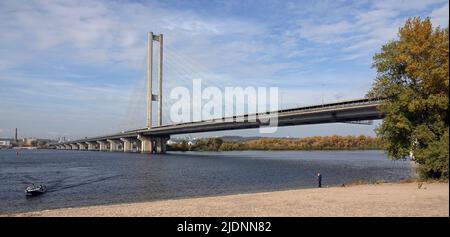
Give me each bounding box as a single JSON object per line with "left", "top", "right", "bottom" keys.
{"left": 51, "top": 33, "right": 385, "bottom": 153}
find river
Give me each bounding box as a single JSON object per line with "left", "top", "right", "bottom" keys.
{"left": 0, "top": 149, "right": 411, "bottom": 213}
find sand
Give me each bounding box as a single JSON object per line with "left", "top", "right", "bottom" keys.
{"left": 5, "top": 182, "right": 449, "bottom": 217}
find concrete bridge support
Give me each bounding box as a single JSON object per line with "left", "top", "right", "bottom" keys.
{"left": 107, "top": 139, "right": 120, "bottom": 152}
{"left": 120, "top": 138, "right": 134, "bottom": 152}
{"left": 97, "top": 140, "right": 108, "bottom": 152}
{"left": 132, "top": 141, "right": 139, "bottom": 152}
{"left": 64, "top": 144, "right": 71, "bottom": 150}
{"left": 77, "top": 143, "right": 87, "bottom": 151}
{"left": 155, "top": 136, "right": 169, "bottom": 153}
{"left": 86, "top": 141, "right": 97, "bottom": 151}
{"left": 138, "top": 135, "right": 154, "bottom": 153}
{"left": 137, "top": 134, "right": 168, "bottom": 153}
{"left": 70, "top": 144, "right": 78, "bottom": 150}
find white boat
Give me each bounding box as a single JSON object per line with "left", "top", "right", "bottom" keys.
{"left": 25, "top": 185, "right": 47, "bottom": 196}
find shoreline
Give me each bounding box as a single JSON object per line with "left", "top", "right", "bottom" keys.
{"left": 4, "top": 181, "right": 448, "bottom": 217}
{"left": 167, "top": 149, "right": 386, "bottom": 153}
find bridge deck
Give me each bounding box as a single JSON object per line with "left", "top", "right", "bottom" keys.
{"left": 55, "top": 98, "right": 384, "bottom": 144}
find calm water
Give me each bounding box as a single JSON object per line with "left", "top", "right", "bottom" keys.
{"left": 0, "top": 149, "right": 411, "bottom": 213}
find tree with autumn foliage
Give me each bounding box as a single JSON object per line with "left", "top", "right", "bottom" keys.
{"left": 168, "top": 135, "right": 383, "bottom": 152}
{"left": 367, "top": 17, "right": 449, "bottom": 179}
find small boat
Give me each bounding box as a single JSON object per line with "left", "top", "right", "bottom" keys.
{"left": 25, "top": 185, "right": 47, "bottom": 196}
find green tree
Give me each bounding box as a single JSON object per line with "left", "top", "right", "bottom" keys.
{"left": 37, "top": 140, "right": 47, "bottom": 147}
{"left": 211, "top": 137, "right": 223, "bottom": 151}
{"left": 30, "top": 140, "right": 38, "bottom": 147}
{"left": 367, "top": 17, "right": 449, "bottom": 179}
{"left": 180, "top": 140, "right": 188, "bottom": 151}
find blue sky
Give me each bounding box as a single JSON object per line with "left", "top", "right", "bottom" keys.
{"left": 0, "top": 0, "right": 448, "bottom": 139}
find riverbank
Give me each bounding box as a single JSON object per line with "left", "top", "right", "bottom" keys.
{"left": 168, "top": 135, "right": 383, "bottom": 152}
{"left": 6, "top": 182, "right": 448, "bottom": 217}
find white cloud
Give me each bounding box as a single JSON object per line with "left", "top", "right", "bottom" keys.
{"left": 430, "top": 2, "right": 449, "bottom": 27}
{"left": 290, "top": 0, "right": 448, "bottom": 63}
{"left": 355, "top": 8, "right": 398, "bottom": 25}
{"left": 0, "top": 0, "right": 271, "bottom": 73}
{"left": 298, "top": 21, "right": 353, "bottom": 44}
{"left": 373, "top": 0, "right": 447, "bottom": 11}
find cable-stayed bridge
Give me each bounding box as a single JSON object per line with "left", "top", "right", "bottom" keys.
{"left": 52, "top": 33, "right": 384, "bottom": 153}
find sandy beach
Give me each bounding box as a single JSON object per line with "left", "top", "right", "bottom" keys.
{"left": 5, "top": 182, "right": 449, "bottom": 217}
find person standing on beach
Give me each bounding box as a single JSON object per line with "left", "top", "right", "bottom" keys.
{"left": 317, "top": 172, "right": 322, "bottom": 188}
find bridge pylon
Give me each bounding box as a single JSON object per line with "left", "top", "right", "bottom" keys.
{"left": 147, "top": 32, "right": 163, "bottom": 129}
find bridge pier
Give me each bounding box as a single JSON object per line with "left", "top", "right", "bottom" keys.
{"left": 120, "top": 138, "right": 135, "bottom": 152}
{"left": 132, "top": 141, "right": 140, "bottom": 152}
{"left": 70, "top": 144, "right": 78, "bottom": 150}
{"left": 77, "top": 142, "right": 87, "bottom": 151}
{"left": 155, "top": 137, "right": 162, "bottom": 153}
{"left": 86, "top": 141, "right": 97, "bottom": 151}
{"left": 155, "top": 136, "right": 169, "bottom": 153}
{"left": 97, "top": 140, "right": 108, "bottom": 152}
{"left": 64, "top": 144, "right": 71, "bottom": 150}
{"left": 137, "top": 134, "right": 168, "bottom": 153}
{"left": 107, "top": 139, "right": 121, "bottom": 152}
{"left": 138, "top": 135, "right": 154, "bottom": 153}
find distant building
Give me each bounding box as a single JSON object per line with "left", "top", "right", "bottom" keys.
{"left": 0, "top": 140, "right": 11, "bottom": 148}
{"left": 167, "top": 139, "right": 179, "bottom": 145}
{"left": 23, "top": 137, "right": 38, "bottom": 146}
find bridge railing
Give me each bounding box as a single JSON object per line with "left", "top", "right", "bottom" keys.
{"left": 162, "top": 97, "right": 385, "bottom": 128}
